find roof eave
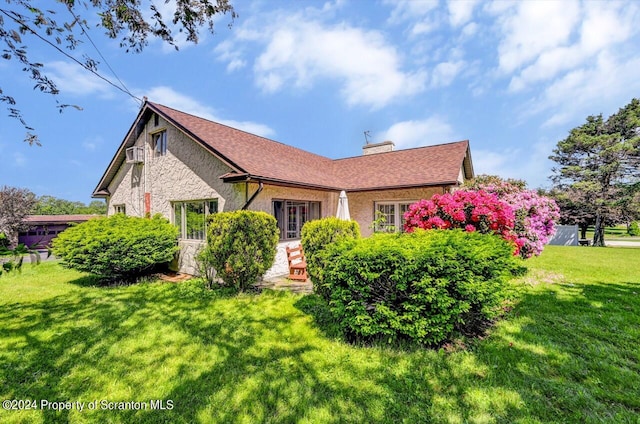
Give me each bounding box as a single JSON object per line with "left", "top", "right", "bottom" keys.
{"left": 91, "top": 104, "right": 151, "bottom": 198}
{"left": 346, "top": 181, "right": 460, "bottom": 193}
{"left": 92, "top": 190, "right": 110, "bottom": 198}
{"left": 148, "top": 102, "right": 246, "bottom": 173}
{"left": 221, "top": 173, "right": 340, "bottom": 191}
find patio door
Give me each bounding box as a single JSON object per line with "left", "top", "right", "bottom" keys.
{"left": 286, "top": 201, "right": 308, "bottom": 239}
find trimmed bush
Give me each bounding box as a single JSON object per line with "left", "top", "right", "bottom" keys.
{"left": 0, "top": 232, "right": 9, "bottom": 250}
{"left": 629, "top": 221, "right": 640, "bottom": 236}
{"left": 320, "top": 230, "right": 523, "bottom": 346}
{"left": 201, "top": 211, "right": 279, "bottom": 291}
{"left": 52, "top": 214, "right": 179, "bottom": 280}
{"left": 301, "top": 217, "right": 360, "bottom": 299}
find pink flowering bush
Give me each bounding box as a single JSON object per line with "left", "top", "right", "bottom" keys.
{"left": 464, "top": 176, "right": 561, "bottom": 258}
{"left": 403, "top": 190, "right": 525, "bottom": 255}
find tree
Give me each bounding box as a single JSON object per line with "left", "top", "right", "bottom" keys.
{"left": 550, "top": 99, "right": 640, "bottom": 246}
{"left": 543, "top": 187, "right": 596, "bottom": 240}
{"left": 0, "top": 185, "right": 36, "bottom": 246}
{"left": 1, "top": 0, "right": 236, "bottom": 144}
{"left": 31, "top": 195, "right": 106, "bottom": 215}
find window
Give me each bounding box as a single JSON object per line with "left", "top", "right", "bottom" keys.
{"left": 114, "top": 204, "right": 126, "bottom": 215}
{"left": 173, "top": 199, "right": 218, "bottom": 240}
{"left": 273, "top": 200, "right": 321, "bottom": 240}
{"left": 374, "top": 201, "right": 415, "bottom": 232}
{"left": 152, "top": 130, "right": 167, "bottom": 156}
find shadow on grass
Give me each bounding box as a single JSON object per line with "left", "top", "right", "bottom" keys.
{"left": 1, "top": 275, "right": 638, "bottom": 423}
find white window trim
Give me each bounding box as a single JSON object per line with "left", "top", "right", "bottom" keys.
{"left": 151, "top": 129, "right": 167, "bottom": 156}
{"left": 374, "top": 200, "right": 417, "bottom": 233}
{"left": 114, "top": 204, "right": 126, "bottom": 215}
{"left": 173, "top": 199, "right": 218, "bottom": 241}
{"left": 273, "top": 199, "right": 321, "bottom": 240}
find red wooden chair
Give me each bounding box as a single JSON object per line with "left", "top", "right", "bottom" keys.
{"left": 286, "top": 245, "right": 307, "bottom": 281}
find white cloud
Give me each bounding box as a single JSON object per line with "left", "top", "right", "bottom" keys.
{"left": 47, "top": 61, "right": 115, "bottom": 98}
{"left": 220, "top": 9, "right": 427, "bottom": 109}
{"left": 384, "top": 0, "right": 441, "bottom": 35}
{"left": 214, "top": 40, "right": 246, "bottom": 72}
{"left": 448, "top": 0, "right": 479, "bottom": 27}
{"left": 385, "top": 0, "right": 439, "bottom": 24}
{"left": 431, "top": 60, "right": 465, "bottom": 88}
{"left": 507, "top": 1, "right": 639, "bottom": 92}
{"left": 461, "top": 22, "right": 478, "bottom": 38}
{"left": 141, "top": 86, "right": 276, "bottom": 137}
{"left": 496, "top": 0, "right": 581, "bottom": 74}
{"left": 82, "top": 136, "right": 103, "bottom": 151}
{"left": 472, "top": 149, "right": 513, "bottom": 176}
{"left": 380, "top": 116, "right": 458, "bottom": 149}
{"left": 473, "top": 140, "right": 555, "bottom": 189}
{"left": 537, "top": 52, "right": 640, "bottom": 127}
{"left": 13, "top": 152, "right": 26, "bottom": 167}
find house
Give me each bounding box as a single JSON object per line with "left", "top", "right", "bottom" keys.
{"left": 93, "top": 101, "right": 474, "bottom": 276}
{"left": 18, "top": 215, "right": 100, "bottom": 249}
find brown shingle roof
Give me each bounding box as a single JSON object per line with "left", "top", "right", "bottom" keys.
{"left": 93, "top": 101, "right": 473, "bottom": 196}
{"left": 334, "top": 141, "right": 471, "bottom": 191}
{"left": 151, "top": 103, "right": 338, "bottom": 189}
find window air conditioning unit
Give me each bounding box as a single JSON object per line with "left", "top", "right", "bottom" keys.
{"left": 125, "top": 146, "right": 144, "bottom": 164}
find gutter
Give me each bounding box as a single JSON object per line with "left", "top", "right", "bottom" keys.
{"left": 241, "top": 181, "right": 263, "bottom": 210}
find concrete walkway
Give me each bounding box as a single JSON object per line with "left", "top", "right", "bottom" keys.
{"left": 605, "top": 240, "right": 640, "bottom": 248}
{"left": 257, "top": 274, "right": 314, "bottom": 294}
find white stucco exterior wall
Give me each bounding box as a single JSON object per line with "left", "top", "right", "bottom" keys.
{"left": 105, "top": 113, "right": 460, "bottom": 278}
{"left": 349, "top": 187, "right": 445, "bottom": 237}
{"left": 107, "top": 114, "right": 246, "bottom": 275}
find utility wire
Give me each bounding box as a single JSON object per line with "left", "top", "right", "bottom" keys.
{"left": 66, "top": 6, "right": 140, "bottom": 106}
{"left": 0, "top": 8, "right": 143, "bottom": 104}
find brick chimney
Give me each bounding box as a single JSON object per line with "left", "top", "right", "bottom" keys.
{"left": 362, "top": 140, "right": 395, "bottom": 155}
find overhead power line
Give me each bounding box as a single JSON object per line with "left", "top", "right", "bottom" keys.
{"left": 0, "top": 7, "right": 143, "bottom": 104}
{"left": 66, "top": 6, "right": 140, "bottom": 106}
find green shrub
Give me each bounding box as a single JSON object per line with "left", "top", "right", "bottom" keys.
{"left": 200, "top": 211, "right": 279, "bottom": 291}
{"left": 628, "top": 221, "right": 640, "bottom": 236}
{"left": 0, "top": 232, "right": 9, "bottom": 250}
{"left": 320, "top": 230, "right": 523, "bottom": 346}
{"left": 52, "top": 214, "right": 179, "bottom": 280}
{"left": 301, "top": 217, "right": 360, "bottom": 299}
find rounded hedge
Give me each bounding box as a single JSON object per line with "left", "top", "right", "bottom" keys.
{"left": 301, "top": 217, "right": 360, "bottom": 299}
{"left": 201, "top": 210, "right": 279, "bottom": 291}
{"left": 320, "top": 229, "right": 523, "bottom": 346}
{"left": 52, "top": 214, "right": 179, "bottom": 280}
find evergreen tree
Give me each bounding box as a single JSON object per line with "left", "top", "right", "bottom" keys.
{"left": 550, "top": 99, "right": 640, "bottom": 246}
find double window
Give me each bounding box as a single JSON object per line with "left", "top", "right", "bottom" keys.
{"left": 273, "top": 200, "right": 321, "bottom": 240}
{"left": 374, "top": 201, "right": 415, "bottom": 233}
{"left": 152, "top": 130, "right": 167, "bottom": 156}
{"left": 173, "top": 199, "right": 218, "bottom": 240}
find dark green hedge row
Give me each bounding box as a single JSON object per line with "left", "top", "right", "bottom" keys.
{"left": 319, "top": 230, "right": 524, "bottom": 346}
{"left": 52, "top": 214, "right": 179, "bottom": 281}
{"left": 301, "top": 217, "right": 360, "bottom": 299}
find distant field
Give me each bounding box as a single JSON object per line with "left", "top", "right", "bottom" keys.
{"left": 585, "top": 224, "right": 640, "bottom": 241}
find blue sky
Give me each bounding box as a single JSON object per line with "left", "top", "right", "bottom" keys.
{"left": 1, "top": 0, "right": 639, "bottom": 204}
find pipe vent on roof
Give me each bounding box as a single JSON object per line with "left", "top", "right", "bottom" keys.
{"left": 362, "top": 140, "right": 395, "bottom": 155}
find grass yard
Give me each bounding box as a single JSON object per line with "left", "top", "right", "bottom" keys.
{"left": 585, "top": 224, "right": 640, "bottom": 241}
{"left": 1, "top": 246, "right": 639, "bottom": 423}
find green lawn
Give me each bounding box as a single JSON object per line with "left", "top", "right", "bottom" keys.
{"left": 1, "top": 247, "right": 639, "bottom": 423}
{"left": 585, "top": 224, "right": 640, "bottom": 241}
